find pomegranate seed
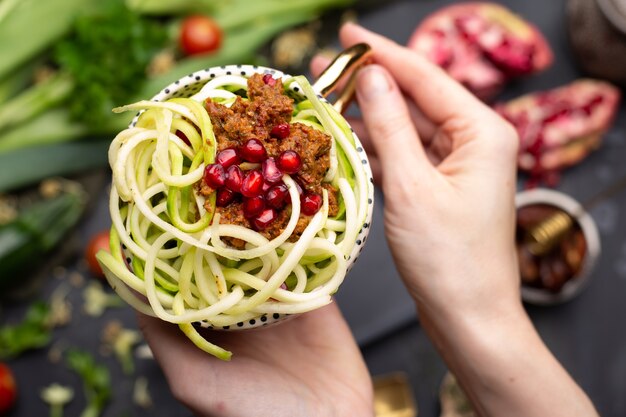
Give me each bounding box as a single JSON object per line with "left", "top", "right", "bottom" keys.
{"left": 204, "top": 164, "right": 225, "bottom": 188}
{"left": 262, "top": 74, "right": 276, "bottom": 86}
{"left": 216, "top": 189, "right": 236, "bottom": 207}
{"left": 276, "top": 150, "right": 302, "bottom": 174}
{"left": 301, "top": 192, "right": 322, "bottom": 216}
{"left": 243, "top": 196, "right": 266, "bottom": 218}
{"left": 240, "top": 138, "right": 267, "bottom": 162}
{"left": 270, "top": 123, "right": 290, "bottom": 139}
{"left": 216, "top": 148, "right": 241, "bottom": 168}
{"left": 262, "top": 157, "right": 283, "bottom": 183}
{"left": 266, "top": 184, "right": 289, "bottom": 209}
{"left": 225, "top": 165, "right": 244, "bottom": 192}
{"left": 262, "top": 181, "right": 272, "bottom": 193}
{"left": 252, "top": 208, "right": 277, "bottom": 230}
{"left": 241, "top": 170, "right": 264, "bottom": 197}
{"left": 175, "top": 130, "right": 191, "bottom": 146}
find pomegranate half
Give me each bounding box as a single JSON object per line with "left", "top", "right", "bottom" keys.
{"left": 495, "top": 79, "right": 621, "bottom": 186}
{"left": 408, "top": 2, "right": 553, "bottom": 100}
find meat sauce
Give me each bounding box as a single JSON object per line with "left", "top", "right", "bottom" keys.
{"left": 198, "top": 73, "right": 338, "bottom": 248}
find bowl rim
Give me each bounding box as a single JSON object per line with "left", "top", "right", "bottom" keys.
{"left": 515, "top": 188, "right": 601, "bottom": 305}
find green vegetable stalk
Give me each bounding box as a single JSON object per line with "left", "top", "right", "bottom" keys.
{"left": 0, "top": 0, "right": 100, "bottom": 79}
{"left": 0, "top": 140, "right": 111, "bottom": 192}
{"left": 0, "top": 187, "right": 85, "bottom": 291}
{"left": 66, "top": 349, "right": 111, "bottom": 417}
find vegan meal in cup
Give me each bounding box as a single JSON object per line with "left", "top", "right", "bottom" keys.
{"left": 515, "top": 189, "right": 600, "bottom": 305}
{"left": 96, "top": 50, "right": 374, "bottom": 360}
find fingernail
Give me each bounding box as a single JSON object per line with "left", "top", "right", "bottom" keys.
{"left": 356, "top": 66, "right": 392, "bottom": 101}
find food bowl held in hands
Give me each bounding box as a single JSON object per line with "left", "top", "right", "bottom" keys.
{"left": 96, "top": 45, "right": 374, "bottom": 360}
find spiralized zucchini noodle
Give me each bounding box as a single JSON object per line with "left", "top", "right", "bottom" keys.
{"left": 96, "top": 71, "right": 370, "bottom": 360}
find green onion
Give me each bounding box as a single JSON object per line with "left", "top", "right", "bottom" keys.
{"left": 0, "top": 140, "right": 110, "bottom": 193}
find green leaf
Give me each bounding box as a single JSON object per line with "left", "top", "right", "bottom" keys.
{"left": 0, "top": 301, "right": 51, "bottom": 358}
{"left": 55, "top": 0, "right": 168, "bottom": 128}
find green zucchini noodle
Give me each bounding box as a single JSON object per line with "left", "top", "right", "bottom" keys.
{"left": 96, "top": 71, "right": 371, "bottom": 360}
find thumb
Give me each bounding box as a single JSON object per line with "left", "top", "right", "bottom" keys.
{"left": 355, "top": 65, "right": 430, "bottom": 180}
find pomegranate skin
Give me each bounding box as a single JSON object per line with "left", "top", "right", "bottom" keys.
{"left": 408, "top": 2, "right": 553, "bottom": 100}
{"left": 495, "top": 79, "right": 621, "bottom": 185}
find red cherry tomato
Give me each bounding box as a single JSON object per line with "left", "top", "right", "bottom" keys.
{"left": 0, "top": 363, "right": 17, "bottom": 414}
{"left": 85, "top": 230, "right": 110, "bottom": 278}
{"left": 179, "top": 15, "right": 223, "bottom": 56}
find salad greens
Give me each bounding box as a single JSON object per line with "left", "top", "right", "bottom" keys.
{"left": 0, "top": 302, "right": 51, "bottom": 359}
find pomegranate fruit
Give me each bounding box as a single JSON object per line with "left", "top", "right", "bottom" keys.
{"left": 241, "top": 170, "right": 264, "bottom": 198}
{"left": 240, "top": 138, "right": 267, "bottom": 162}
{"left": 204, "top": 163, "right": 225, "bottom": 188}
{"left": 216, "top": 148, "right": 240, "bottom": 168}
{"left": 243, "top": 196, "right": 266, "bottom": 218}
{"left": 408, "top": 2, "right": 553, "bottom": 100}
{"left": 270, "top": 123, "right": 290, "bottom": 139}
{"left": 495, "top": 79, "right": 621, "bottom": 186}
{"left": 252, "top": 208, "right": 277, "bottom": 230}
{"left": 266, "top": 184, "right": 289, "bottom": 209}
{"left": 216, "top": 188, "right": 236, "bottom": 207}
{"left": 262, "top": 73, "right": 276, "bottom": 86}
{"left": 301, "top": 192, "right": 323, "bottom": 216}
{"left": 225, "top": 165, "right": 244, "bottom": 192}
{"left": 262, "top": 157, "right": 283, "bottom": 183}
{"left": 276, "top": 150, "right": 302, "bottom": 174}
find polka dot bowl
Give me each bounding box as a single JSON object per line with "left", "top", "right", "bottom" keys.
{"left": 122, "top": 64, "right": 375, "bottom": 330}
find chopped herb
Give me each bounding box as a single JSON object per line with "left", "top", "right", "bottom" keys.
{"left": 0, "top": 301, "right": 51, "bottom": 359}
{"left": 66, "top": 349, "right": 111, "bottom": 417}
{"left": 54, "top": 0, "right": 168, "bottom": 127}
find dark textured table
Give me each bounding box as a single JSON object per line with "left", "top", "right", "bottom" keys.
{"left": 4, "top": 1, "right": 626, "bottom": 416}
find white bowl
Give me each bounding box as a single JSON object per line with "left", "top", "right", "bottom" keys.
{"left": 515, "top": 188, "right": 600, "bottom": 305}
{"left": 119, "top": 64, "right": 375, "bottom": 329}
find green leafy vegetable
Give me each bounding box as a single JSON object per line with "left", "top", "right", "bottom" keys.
{"left": 54, "top": 1, "right": 168, "bottom": 127}
{"left": 0, "top": 302, "right": 51, "bottom": 358}
{"left": 66, "top": 349, "right": 111, "bottom": 417}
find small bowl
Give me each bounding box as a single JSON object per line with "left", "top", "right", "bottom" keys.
{"left": 116, "top": 60, "right": 375, "bottom": 330}
{"left": 515, "top": 188, "right": 601, "bottom": 305}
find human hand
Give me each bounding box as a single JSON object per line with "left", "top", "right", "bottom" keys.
{"left": 138, "top": 303, "right": 373, "bottom": 417}
{"left": 313, "top": 23, "right": 521, "bottom": 325}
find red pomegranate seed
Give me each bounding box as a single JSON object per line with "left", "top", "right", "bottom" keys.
{"left": 216, "top": 189, "right": 236, "bottom": 207}
{"left": 270, "top": 123, "right": 290, "bottom": 139}
{"left": 262, "top": 157, "right": 283, "bottom": 183}
{"left": 243, "top": 196, "right": 266, "bottom": 218}
{"left": 266, "top": 184, "right": 289, "bottom": 209}
{"left": 225, "top": 165, "right": 244, "bottom": 192}
{"left": 241, "top": 170, "right": 264, "bottom": 197}
{"left": 175, "top": 130, "right": 191, "bottom": 146}
{"left": 301, "top": 192, "right": 322, "bottom": 216}
{"left": 216, "top": 148, "right": 241, "bottom": 168}
{"left": 276, "top": 150, "right": 302, "bottom": 174}
{"left": 252, "top": 208, "right": 277, "bottom": 230}
{"left": 204, "top": 163, "right": 225, "bottom": 188}
{"left": 262, "top": 74, "right": 276, "bottom": 86}
{"left": 240, "top": 138, "right": 267, "bottom": 162}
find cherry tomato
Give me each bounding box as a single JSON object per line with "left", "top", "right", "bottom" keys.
{"left": 179, "top": 15, "right": 222, "bottom": 56}
{"left": 0, "top": 363, "right": 17, "bottom": 414}
{"left": 85, "top": 230, "right": 110, "bottom": 278}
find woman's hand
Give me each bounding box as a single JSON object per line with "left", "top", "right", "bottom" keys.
{"left": 308, "top": 23, "right": 598, "bottom": 417}
{"left": 313, "top": 23, "right": 521, "bottom": 324}
{"left": 138, "top": 303, "right": 373, "bottom": 417}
